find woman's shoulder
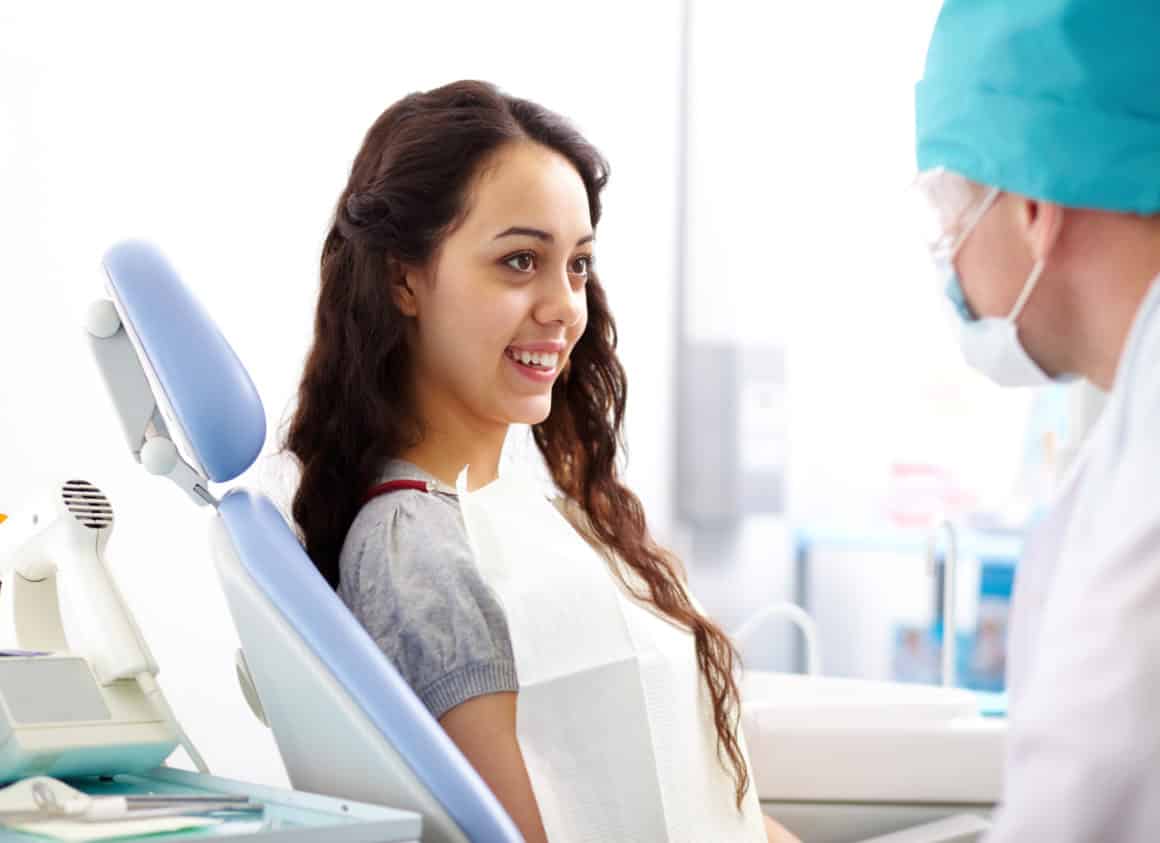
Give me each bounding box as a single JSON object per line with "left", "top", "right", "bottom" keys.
{"left": 338, "top": 459, "right": 488, "bottom": 613}
{"left": 337, "top": 462, "right": 517, "bottom": 719}
{"left": 346, "top": 460, "right": 465, "bottom": 559}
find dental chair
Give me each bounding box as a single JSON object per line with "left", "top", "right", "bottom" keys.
{"left": 86, "top": 240, "right": 522, "bottom": 843}
{"left": 85, "top": 239, "right": 987, "bottom": 843}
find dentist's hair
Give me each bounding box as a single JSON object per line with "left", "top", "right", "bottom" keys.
{"left": 285, "top": 80, "right": 750, "bottom": 809}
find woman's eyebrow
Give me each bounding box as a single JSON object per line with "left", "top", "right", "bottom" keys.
{"left": 494, "top": 226, "right": 596, "bottom": 246}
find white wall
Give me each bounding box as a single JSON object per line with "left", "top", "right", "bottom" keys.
{"left": 0, "top": 1, "right": 681, "bottom": 785}
{"left": 685, "top": 0, "right": 1025, "bottom": 525}
{"left": 681, "top": 1, "right": 1036, "bottom": 672}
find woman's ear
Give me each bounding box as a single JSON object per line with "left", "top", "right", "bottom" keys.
{"left": 392, "top": 266, "right": 421, "bottom": 317}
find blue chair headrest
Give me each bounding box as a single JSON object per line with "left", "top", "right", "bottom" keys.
{"left": 101, "top": 240, "right": 266, "bottom": 483}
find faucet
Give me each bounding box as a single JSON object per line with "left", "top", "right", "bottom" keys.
{"left": 929, "top": 520, "right": 960, "bottom": 687}
{"left": 733, "top": 601, "right": 823, "bottom": 676}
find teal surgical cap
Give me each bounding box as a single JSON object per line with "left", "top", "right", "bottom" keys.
{"left": 915, "top": 0, "right": 1160, "bottom": 213}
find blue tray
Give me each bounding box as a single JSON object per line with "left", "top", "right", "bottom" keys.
{"left": 2, "top": 767, "right": 422, "bottom": 842}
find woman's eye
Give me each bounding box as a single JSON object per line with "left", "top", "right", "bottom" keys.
{"left": 504, "top": 252, "right": 536, "bottom": 273}
{"left": 570, "top": 255, "right": 593, "bottom": 277}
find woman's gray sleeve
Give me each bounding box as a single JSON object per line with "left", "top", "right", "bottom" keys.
{"left": 339, "top": 493, "right": 518, "bottom": 720}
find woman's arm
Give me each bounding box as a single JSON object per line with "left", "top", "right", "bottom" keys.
{"left": 440, "top": 691, "right": 549, "bottom": 843}
{"left": 765, "top": 813, "right": 802, "bottom": 843}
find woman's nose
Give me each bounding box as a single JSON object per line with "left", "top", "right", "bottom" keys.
{"left": 536, "top": 269, "right": 585, "bottom": 326}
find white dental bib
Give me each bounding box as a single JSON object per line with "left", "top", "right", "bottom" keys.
{"left": 456, "top": 468, "right": 764, "bottom": 842}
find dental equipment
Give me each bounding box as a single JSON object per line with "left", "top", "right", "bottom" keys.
{"left": 0, "top": 478, "right": 204, "bottom": 781}
{"left": 0, "top": 776, "right": 259, "bottom": 823}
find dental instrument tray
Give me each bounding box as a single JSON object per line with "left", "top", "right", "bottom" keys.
{"left": 1, "top": 766, "right": 422, "bottom": 842}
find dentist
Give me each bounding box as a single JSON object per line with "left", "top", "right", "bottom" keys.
{"left": 913, "top": 1, "right": 1160, "bottom": 839}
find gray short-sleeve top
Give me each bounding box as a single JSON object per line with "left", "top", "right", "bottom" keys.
{"left": 338, "top": 459, "right": 518, "bottom": 719}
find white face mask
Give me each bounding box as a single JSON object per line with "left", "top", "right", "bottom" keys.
{"left": 934, "top": 186, "right": 1071, "bottom": 388}
{"left": 939, "top": 256, "right": 1063, "bottom": 387}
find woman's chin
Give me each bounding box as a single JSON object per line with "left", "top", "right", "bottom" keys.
{"left": 502, "top": 394, "right": 554, "bottom": 426}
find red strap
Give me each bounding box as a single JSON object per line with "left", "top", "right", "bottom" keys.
{"left": 363, "top": 479, "right": 431, "bottom": 506}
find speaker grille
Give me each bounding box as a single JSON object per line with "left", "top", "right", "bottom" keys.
{"left": 61, "top": 480, "right": 114, "bottom": 530}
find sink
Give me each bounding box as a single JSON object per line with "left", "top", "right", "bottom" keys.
{"left": 741, "top": 672, "right": 1005, "bottom": 805}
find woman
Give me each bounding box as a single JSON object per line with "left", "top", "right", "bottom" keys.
{"left": 287, "top": 80, "right": 797, "bottom": 843}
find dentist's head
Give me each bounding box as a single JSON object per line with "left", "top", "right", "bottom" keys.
{"left": 914, "top": 0, "right": 1160, "bottom": 391}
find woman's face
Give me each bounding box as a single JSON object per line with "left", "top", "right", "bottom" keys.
{"left": 402, "top": 140, "right": 593, "bottom": 430}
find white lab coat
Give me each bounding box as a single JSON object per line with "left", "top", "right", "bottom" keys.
{"left": 988, "top": 273, "right": 1160, "bottom": 842}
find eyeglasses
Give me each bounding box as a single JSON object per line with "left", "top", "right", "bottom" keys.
{"left": 910, "top": 167, "right": 1001, "bottom": 260}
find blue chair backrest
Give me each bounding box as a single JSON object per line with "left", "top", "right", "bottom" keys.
{"left": 101, "top": 239, "right": 522, "bottom": 842}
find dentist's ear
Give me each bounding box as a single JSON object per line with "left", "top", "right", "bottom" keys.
{"left": 1020, "top": 197, "right": 1065, "bottom": 263}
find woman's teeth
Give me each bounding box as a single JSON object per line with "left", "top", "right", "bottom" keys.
{"left": 507, "top": 348, "right": 559, "bottom": 370}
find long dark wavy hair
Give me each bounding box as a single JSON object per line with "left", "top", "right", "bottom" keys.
{"left": 285, "top": 80, "right": 750, "bottom": 808}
